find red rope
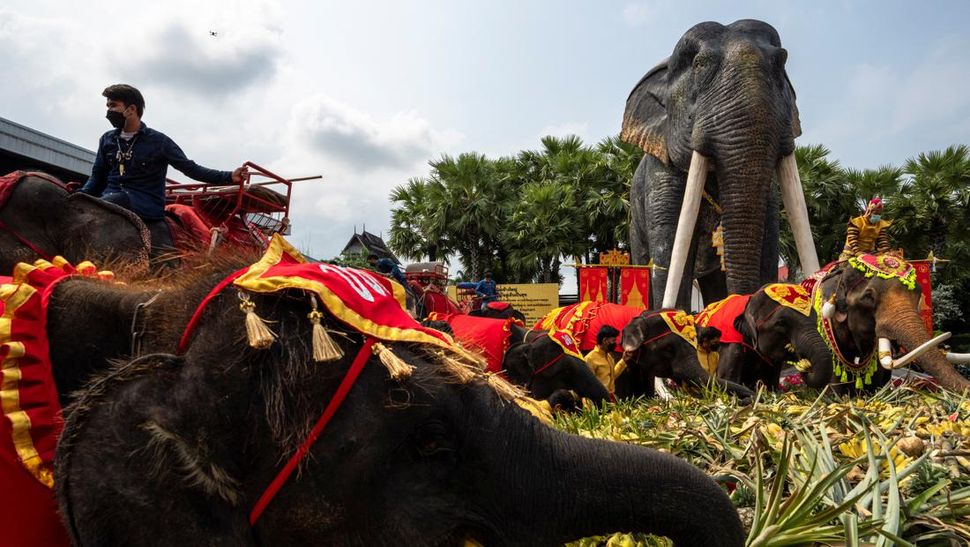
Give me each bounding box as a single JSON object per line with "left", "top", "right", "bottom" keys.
{"left": 249, "top": 337, "right": 375, "bottom": 525}
{"left": 0, "top": 219, "right": 54, "bottom": 261}
{"left": 176, "top": 268, "right": 248, "bottom": 353}
{"left": 532, "top": 352, "right": 565, "bottom": 377}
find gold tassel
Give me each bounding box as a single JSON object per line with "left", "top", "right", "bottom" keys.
{"left": 439, "top": 352, "right": 479, "bottom": 383}
{"left": 308, "top": 295, "right": 343, "bottom": 362}
{"left": 372, "top": 342, "right": 415, "bottom": 379}
{"left": 238, "top": 291, "right": 276, "bottom": 349}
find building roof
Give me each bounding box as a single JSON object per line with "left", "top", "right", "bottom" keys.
{"left": 341, "top": 229, "right": 400, "bottom": 264}
{"left": 0, "top": 117, "right": 95, "bottom": 180}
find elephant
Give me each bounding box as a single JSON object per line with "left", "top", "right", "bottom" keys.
{"left": 813, "top": 254, "right": 970, "bottom": 394}
{"left": 0, "top": 172, "right": 151, "bottom": 273}
{"left": 428, "top": 313, "right": 610, "bottom": 405}
{"left": 697, "top": 285, "right": 833, "bottom": 390}
{"left": 621, "top": 20, "right": 819, "bottom": 310}
{"left": 615, "top": 310, "right": 754, "bottom": 400}
{"left": 49, "top": 251, "right": 746, "bottom": 545}
{"left": 468, "top": 302, "right": 527, "bottom": 323}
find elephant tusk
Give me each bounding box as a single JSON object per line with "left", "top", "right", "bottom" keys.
{"left": 946, "top": 352, "right": 970, "bottom": 365}
{"left": 878, "top": 337, "right": 893, "bottom": 369}
{"left": 889, "top": 332, "right": 952, "bottom": 370}
{"left": 661, "top": 150, "right": 709, "bottom": 309}
{"left": 821, "top": 300, "right": 836, "bottom": 320}
{"left": 777, "top": 154, "right": 821, "bottom": 276}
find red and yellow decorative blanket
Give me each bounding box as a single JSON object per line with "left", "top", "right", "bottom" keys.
{"left": 225, "top": 236, "right": 469, "bottom": 357}
{"left": 534, "top": 301, "right": 647, "bottom": 352}
{"left": 0, "top": 258, "right": 111, "bottom": 547}
{"left": 428, "top": 313, "right": 515, "bottom": 374}
{"left": 695, "top": 294, "right": 751, "bottom": 345}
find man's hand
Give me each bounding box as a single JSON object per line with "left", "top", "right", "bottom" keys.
{"left": 65, "top": 181, "right": 83, "bottom": 193}
{"left": 231, "top": 165, "right": 247, "bottom": 184}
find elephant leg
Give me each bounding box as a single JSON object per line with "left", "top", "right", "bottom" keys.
{"left": 637, "top": 155, "right": 695, "bottom": 309}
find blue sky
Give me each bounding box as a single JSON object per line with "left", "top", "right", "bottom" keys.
{"left": 2, "top": 1, "right": 968, "bottom": 261}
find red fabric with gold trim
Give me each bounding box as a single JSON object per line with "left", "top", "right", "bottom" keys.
{"left": 763, "top": 284, "right": 812, "bottom": 316}
{"left": 535, "top": 301, "right": 646, "bottom": 352}
{"left": 695, "top": 294, "right": 751, "bottom": 345}
{"left": 578, "top": 267, "right": 608, "bottom": 302}
{"left": 0, "top": 260, "right": 110, "bottom": 546}
{"left": 229, "top": 236, "right": 465, "bottom": 355}
{"left": 0, "top": 258, "right": 111, "bottom": 488}
{"left": 659, "top": 310, "right": 698, "bottom": 347}
{"left": 430, "top": 313, "right": 513, "bottom": 374}
{"left": 547, "top": 328, "right": 583, "bottom": 359}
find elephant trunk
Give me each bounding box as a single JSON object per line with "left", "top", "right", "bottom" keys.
{"left": 791, "top": 329, "right": 833, "bottom": 388}
{"left": 877, "top": 293, "right": 970, "bottom": 393}
{"left": 715, "top": 148, "right": 778, "bottom": 295}
{"left": 507, "top": 423, "right": 744, "bottom": 546}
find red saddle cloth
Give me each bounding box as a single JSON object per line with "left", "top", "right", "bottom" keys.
{"left": 535, "top": 301, "right": 646, "bottom": 352}
{"left": 695, "top": 294, "right": 752, "bottom": 345}
{"left": 164, "top": 203, "right": 264, "bottom": 255}
{"left": 0, "top": 260, "right": 110, "bottom": 547}
{"left": 429, "top": 313, "right": 515, "bottom": 374}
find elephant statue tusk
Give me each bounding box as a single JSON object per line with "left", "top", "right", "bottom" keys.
{"left": 777, "top": 154, "right": 820, "bottom": 275}
{"left": 888, "top": 332, "right": 952, "bottom": 370}
{"left": 661, "top": 150, "right": 710, "bottom": 308}
{"left": 946, "top": 352, "right": 970, "bottom": 365}
{"left": 878, "top": 337, "right": 893, "bottom": 368}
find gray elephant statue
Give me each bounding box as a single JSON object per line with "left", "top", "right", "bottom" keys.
{"left": 813, "top": 254, "right": 970, "bottom": 394}
{"left": 621, "top": 19, "right": 819, "bottom": 310}
{"left": 697, "top": 284, "right": 833, "bottom": 390}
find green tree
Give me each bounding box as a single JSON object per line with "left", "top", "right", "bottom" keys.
{"left": 506, "top": 180, "right": 586, "bottom": 282}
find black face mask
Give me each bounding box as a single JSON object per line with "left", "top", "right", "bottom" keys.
{"left": 106, "top": 110, "right": 127, "bottom": 129}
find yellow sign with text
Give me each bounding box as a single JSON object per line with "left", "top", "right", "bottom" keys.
{"left": 447, "top": 284, "right": 559, "bottom": 325}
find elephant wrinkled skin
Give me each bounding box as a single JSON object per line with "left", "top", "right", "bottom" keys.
{"left": 622, "top": 20, "right": 804, "bottom": 308}
{"left": 53, "top": 272, "right": 745, "bottom": 546}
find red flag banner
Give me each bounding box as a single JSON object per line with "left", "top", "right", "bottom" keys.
{"left": 619, "top": 268, "right": 650, "bottom": 308}
{"left": 578, "top": 267, "right": 608, "bottom": 302}
{"left": 910, "top": 260, "right": 934, "bottom": 335}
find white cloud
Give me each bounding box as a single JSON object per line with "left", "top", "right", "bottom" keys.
{"left": 271, "top": 94, "right": 463, "bottom": 259}
{"left": 286, "top": 94, "right": 462, "bottom": 172}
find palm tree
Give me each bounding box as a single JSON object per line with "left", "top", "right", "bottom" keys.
{"left": 429, "top": 152, "right": 505, "bottom": 279}
{"left": 893, "top": 145, "right": 970, "bottom": 257}
{"left": 388, "top": 177, "right": 450, "bottom": 261}
{"left": 506, "top": 180, "right": 586, "bottom": 282}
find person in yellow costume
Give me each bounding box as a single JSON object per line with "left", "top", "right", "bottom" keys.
{"left": 584, "top": 326, "right": 626, "bottom": 393}
{"left": 840, "top": 197, "right": 892, "bottom": 260}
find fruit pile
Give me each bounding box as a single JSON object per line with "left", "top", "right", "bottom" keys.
{"left": 559, "top": 383, "right": 970, "bottom": 546}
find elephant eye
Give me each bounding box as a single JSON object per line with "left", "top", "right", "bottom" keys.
{"left": 412, "top": 421, "right": 456, "bottom": 458}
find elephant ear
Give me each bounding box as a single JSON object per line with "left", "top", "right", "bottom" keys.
{"left": 733, "top": 314, "right": 755, "bottom": 344}
{"left": 621, "top": 59, "right": 670, "bottom": 163}
{"left": 783, "top": 70, "right": 802, "bottom": 138}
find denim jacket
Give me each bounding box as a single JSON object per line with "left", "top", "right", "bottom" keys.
{"left": 81, "top": 122, "right": 231, "bottom": 220}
